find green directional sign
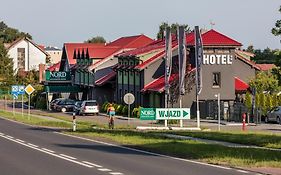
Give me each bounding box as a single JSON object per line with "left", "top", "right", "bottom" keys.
{"left": 155, "top": 108, "right": 190, "bottom": 120}
{"left": 140, "top": 108, "right": 156, "bottom": 120}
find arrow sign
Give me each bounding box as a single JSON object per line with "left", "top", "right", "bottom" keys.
{"left": 155, "top": 108, "right": 190, "bottom": 120}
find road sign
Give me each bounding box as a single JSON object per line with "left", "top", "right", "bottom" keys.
{"left": 155, "top": 108, "right": 190, "bottom": 120}
{"left": 12, "top": 93, "right": 18, "bottom": 100}
{"left": 25, "top": 84, "right": 35, "bottom": 95}
{"left": 140, "top": 108, "right": 156, "bottom": 120}
{"left": 18, "top": 85, "right": 25, "bottom": 95}
{"left": 123, "top": 93, "right": 135, "bottom": 105}
{"left": 11, "top": 85, "right": 19, "bottom": 94}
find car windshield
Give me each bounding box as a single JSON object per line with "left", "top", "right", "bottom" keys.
{"left": 75, "top": 102, "right": 82, "bottom": 106}
{"left": 85, "top": 102, "right": 97, "bottom": 106}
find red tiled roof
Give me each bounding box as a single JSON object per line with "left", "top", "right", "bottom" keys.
{"left": 256, "top": 64, "right": 276, "bottom": 71}
{"left": 135, "top": 50, "right": 165, "bottom": 70}
{"left": 64, "top": 43, "right": 105, "bottom": 64}
{"left": 107, "top": 34, "right": 153, "bottom": 48}
{"left": 95, "top": 71, "right": 116, "bottom": 86}
{"left": 47, "top": 62, "right": 60, "bottom": 71}
{"left": 235, "top": 77, "right": 249, "bottom": 91}
{"left": 186, "top": 29, "right": 242, "bottom": 46}
{"left": 235, "top": 51, "right": 260, "bottom": 70}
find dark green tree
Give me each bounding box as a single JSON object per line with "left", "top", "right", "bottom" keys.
{"left": 272, "top": 5, "right": 281, "bottom": 37}
{"left": 85, "top": 36, "right": 106, "bottom": 43}
{"left": 249, "top": 71, "right": 279, "bottom": 93}
{"left": 0, "top": 21, "right": 32, "bottom": 43}
{"left": 246, "top": 45, "right": 254, "bottom": 53}
{"left": 156, "top": 22, "right": 190, "bottom": 39}
{"left": 0, "top": 43, "right": 15, "bottom": 91}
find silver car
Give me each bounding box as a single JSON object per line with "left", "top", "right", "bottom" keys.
{"left": 79, "top": 100, "right": 99, "bottom": 115}
{"left": 265, "top": 106, "right": 281, "bottom": 124}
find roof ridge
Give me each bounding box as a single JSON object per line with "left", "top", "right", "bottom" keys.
{"left": 204, "top": 29, "right": 242, "bottom": 46}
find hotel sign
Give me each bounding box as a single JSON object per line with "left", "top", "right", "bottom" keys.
{"left": 203, "top": 54, "right": 233, "bottom": 65}
{"left": 46, "top": 71, "right": 71, "bottom": 81}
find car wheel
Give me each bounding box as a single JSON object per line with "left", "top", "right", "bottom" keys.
{"left": 61, "top": 107, "right": 67, "bottom": 113}
{"left": 277, "top": 117, "right": 281, "bottom": 124}
{"left": 265, "top": 116, "right": 269, "bottom": 123}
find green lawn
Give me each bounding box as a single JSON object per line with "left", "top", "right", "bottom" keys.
{"left": 66, "top": 128, "right": 281, "bottom": 168}
{"left": 168, "top": 131, "right": 281, "bottom": 149}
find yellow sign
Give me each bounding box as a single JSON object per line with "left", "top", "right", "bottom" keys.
{"left": 25, "top": 84, "right": 35, "bottom": 95}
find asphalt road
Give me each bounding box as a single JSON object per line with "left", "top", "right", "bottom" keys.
{"left": 0, "top": 117, "right": 257, "bottom": 175}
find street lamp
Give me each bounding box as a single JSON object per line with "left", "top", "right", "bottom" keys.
{"left": 215, "top": 93, "right": 220, "bottom": 131}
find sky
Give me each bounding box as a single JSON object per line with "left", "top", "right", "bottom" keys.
{"left": 0, "top": 0, "right": 280, "bottom": 50}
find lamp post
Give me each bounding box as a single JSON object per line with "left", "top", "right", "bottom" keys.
{"left": 215, "top": 93, "right": 221, "bottom": 131}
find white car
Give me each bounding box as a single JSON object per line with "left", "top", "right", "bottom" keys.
{"left": 265, "top": 106, "right": 281, "bottom": 124}
{"left": 80, "top": 100, "right": 99, "bottom": 115}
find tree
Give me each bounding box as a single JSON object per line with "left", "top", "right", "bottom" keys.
{"left": 156, "top": 22, "right": 190, "bottom": 39}
{"left": 245, "top": 92, "right": 252, "bottom": 112}
{"left": 246, "top": 45, "right": 254, "bottom": 53}
{"left": 0, "top": 43, "right": 15, "bottom": 91}
{"left": 85, "top": 36, "right": 106, "bottom": 43}
{"left": 249, "top": 71, "right": 279, "bottom": 93}
{"left": 272, "top": 5, "right": 281, "bottom": 37}
{"left": 0, "top": 21, "right": 32, "bottom": 43}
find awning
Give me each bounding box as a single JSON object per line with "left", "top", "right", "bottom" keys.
{"left": 45, "top": 85, "right": 83, "bottom": 93}
{"left": 142, "top": 74, "right": 178, "bottom": 93}
{"left": 95, "top": 71, "right": 116, "bottom": 86}
{"left": 235, "top": 77, "right": 249, "bottom": 91}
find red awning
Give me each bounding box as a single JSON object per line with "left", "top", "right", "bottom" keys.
{"left": 235, "top": 77, "right": 249, "bottom": 91}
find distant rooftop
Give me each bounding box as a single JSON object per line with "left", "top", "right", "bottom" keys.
{"left": 45, "top": 46, "right": 61, "bottom": 51}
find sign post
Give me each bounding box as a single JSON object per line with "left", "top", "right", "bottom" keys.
{"left": 124, "top": 93, "right": 135, "bottom": 126}
{"left": 25, "top": 84, "right": 35, "bottom": 119}
{"left": 18, "top": 85, "right": 25, "bottom": 116}
{"left": 11, "top": 85, "right": 19, "bottom": 116}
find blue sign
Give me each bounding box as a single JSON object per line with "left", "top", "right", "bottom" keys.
{"left": 11, "top": 85, "right": 25, "bottom": 95}
{"left": 12, "top": 93, "right": 18, "bottom": 100}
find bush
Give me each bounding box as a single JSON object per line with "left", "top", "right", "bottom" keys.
{"left": 122, "top": 105, "right": 128, "bottom": 116}
{"left": 35, "top": 96, "right": 46, "bottom": 109}
{"left": 101, "top": 102, "right": 109, "bottom": 112}
{"left": 132, "top": 106, "right": 142, "bottom": 118}
{"left": 116, "top": 104, "right": 123, "bottom": 115}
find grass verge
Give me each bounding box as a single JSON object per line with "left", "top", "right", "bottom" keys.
{"left": 168, "top": 131, "right": 281, "bottom": 149}
{"left": 65, "top": 128, "right": 281, "bottom": 168}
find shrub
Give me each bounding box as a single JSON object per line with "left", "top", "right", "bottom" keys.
{"left": 122, "top": 105, "right": 128, "bottom": 116}
{"left": 101, "top": 102, "right": 109, "bottom": 112}
{"left": 116, "top": 104, "right": 123, "bottom": 115}
{"left": 132, "top": 106, "right": 142, "bottom": 118}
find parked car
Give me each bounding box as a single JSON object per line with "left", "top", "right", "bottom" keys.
{"left": 74, "top": 101, "right": 83, "bottom": 115}
{"left": 50, "top": 98, "right": 64, "bottom": 111}
{"left": 265, "top": 106, "right": 281, "bottom": 124}
{"left": 55, "top": 99, "right": 76, "bottom": 112}
{"left": 79, "top": 100, "right": 99, "bottom": 115}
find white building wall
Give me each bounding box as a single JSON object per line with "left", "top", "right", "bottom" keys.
{"left": 7, "top": 39, "right": 46, "bottom": 72}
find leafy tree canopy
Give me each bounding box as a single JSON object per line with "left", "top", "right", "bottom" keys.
{"left": 249, "top": 46, "right": 280, "bottom": 64}
{"left": 272, "top": 5, "right": 281, "bottom": 37}
{"left": 249, "top": 71, "right": 279, "bottom": 93}
{"left": 84, "top": 36, "right": 106, "bottom": 43}
{"left": 156, "top": 22, "right": 190, "bottom": 39}
{"left": 0, "top": 43, "right": 15, "bottom": 91}
{"left": 0, "top": 21, "right": 32, "bottom": 43}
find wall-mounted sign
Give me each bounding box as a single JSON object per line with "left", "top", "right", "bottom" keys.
{"left": 203, "top": 54, "right": 233, "bottom": 65}
{"left": 45, "top": 71, "right": 71, "bottom": 81}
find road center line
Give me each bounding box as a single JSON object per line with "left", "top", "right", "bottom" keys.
{"left": 237, "top": 170, "right": 249, "bottom": 174}
{"left": 15, "top": 139, "right": 25, "bottom": 143}
{"left": 27, "top": 143, "right": 39, "bottom": 148}
{"left": 59, "top": 154, "right": 77, "bottom": 160}
{"left": 0, "top": 134, "right": 93, "bottom": 168}
{"left": 82, "top": 161, "right": 103, "bottom": 168}
{"left": 110, "top": 172, "right": 124, "bottom": 175}
{"left": 41, "top": 148, "right": 55, "bottom": 153}
{"left": 98, "top": 168, "right": 111, "bottom": 172}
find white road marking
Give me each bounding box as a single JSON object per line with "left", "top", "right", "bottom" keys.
{"left": 0, "top": 134, "right": 93, "bottom": 168}
{"left": 110, "top": 172, "right": 123, "bottom": 175}
{"left": 0, "top": 132, "right": 4, "bottom": 135}
{"left": 41, "top": 148, "right": 55, "bottom": 153}
{"left": 57, "top": 132, "right": 233, "bottom": 170}
{"left": 59, "top": 154, "right": 77, "bottom": 160}
{"left": 237, "top": 170, "right": 249, "bottom": 173}
{"left": 5, "top": 135, "right": 14, "bottom": 139}
{"left": 82, "top": 161, "right": 103, "bottom": 168}
{"left": 98, "top": 168, "right": 111, "bottom": 172}
{"left": 15, "top": 139, "right": 25, "bottom": 143}
{"left": 27, "top": 143, "right": 39, "bottom": 148}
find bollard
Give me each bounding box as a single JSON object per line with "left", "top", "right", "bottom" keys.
{"left": 72, "top": 112, "right": 76, "bottom": 132}
{"left": 242, "top": 113, "right": 246, "bottom": 131}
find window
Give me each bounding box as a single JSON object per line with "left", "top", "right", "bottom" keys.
{"left": 212, "top": 72, "right": 221, "bottom": 88}
{"left": 17, "top": 48, "right": 25, "bottom": 69}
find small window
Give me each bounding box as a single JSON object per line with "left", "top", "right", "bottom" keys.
{"left": 212, "top": 72, "right": 221, "bottom": 88}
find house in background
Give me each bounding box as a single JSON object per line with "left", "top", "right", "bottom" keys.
{"left": 5, "top": 37, "right": 49, "bottom": 72}
{"left": 44, "top": 46, "right": 62, "bottom": 64}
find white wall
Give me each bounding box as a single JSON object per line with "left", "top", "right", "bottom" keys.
{"left": 7, "top": 39, "right": 46, "bottom": 72}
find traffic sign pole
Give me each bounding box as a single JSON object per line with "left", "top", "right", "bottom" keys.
{"left": 21, "top": 94, "right": 23, "bottom": 116}
{"left": 28, "top": 95, "right": 30, "bottom": 119}
{"left": 13, "top": 97, "right": 15, "bottom": 116}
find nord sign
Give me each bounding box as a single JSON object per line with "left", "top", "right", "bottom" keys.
{"left": 203, "top": 54, "right": 233, "bottom": 65}
{"left": 156, "top": 108, "right": 190, "bottom": 120}
{"left": 140, "top": 108, "right": 156, "bottom": 120}
{"left": 46, "top": 71, "right": 71, "bottom": 81}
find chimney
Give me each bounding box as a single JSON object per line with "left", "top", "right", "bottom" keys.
{"left": 39, "top": 64, "right": 46, "bottom": 83}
